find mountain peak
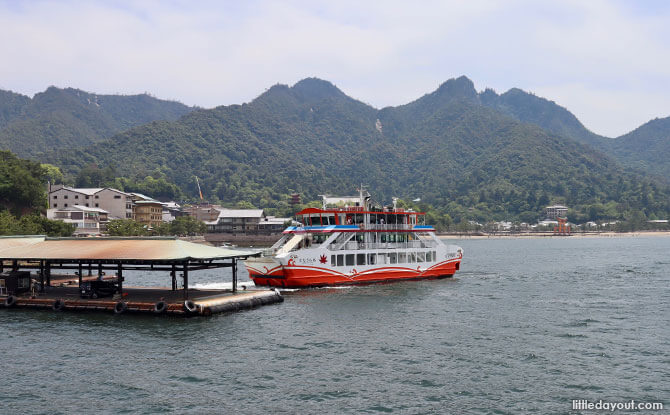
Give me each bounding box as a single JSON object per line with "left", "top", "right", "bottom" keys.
{"left": 435, "top": 76, "right": 477, "bottom": 99}
{"left": 291, "top": 77, "right": 346, "bottom": 101}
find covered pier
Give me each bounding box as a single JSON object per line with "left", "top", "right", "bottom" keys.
{"left": 0, "top": 236, "right": 283, "bottom": 316}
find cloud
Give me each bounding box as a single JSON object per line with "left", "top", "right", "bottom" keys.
{"left": 1, "top": 0, "right": 669, "bottom": 136}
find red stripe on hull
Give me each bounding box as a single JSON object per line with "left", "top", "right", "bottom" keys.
{"left": 248, "top": 260, "right": 461, "bottom": 288}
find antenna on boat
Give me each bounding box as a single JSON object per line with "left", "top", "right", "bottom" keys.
{"left": 358, "top": 185, "right": 371, "bottom": 209}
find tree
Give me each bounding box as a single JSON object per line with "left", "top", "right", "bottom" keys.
{"left": 0, "top": 150, "right": 48, "bottom": 213}
{"left": 168, "top": 216, "right": 206, "bottom": 236}
{"left": 106, "top": 219, "right": 148, "bottom": 236}
{"left": 41, "top": 163, "right": 64, "bottom": 185}
{"left": 0, "top": 211, "right": 74, "bottom": 236}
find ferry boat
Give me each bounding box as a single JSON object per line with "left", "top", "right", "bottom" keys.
{"left": 244, "top": 189, "right": 463, "bottom": 288}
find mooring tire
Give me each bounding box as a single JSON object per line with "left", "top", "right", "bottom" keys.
{"left": 4, "top": 295, "right": 16, "bottom": 307}
{"left": 52, "top": 299, "right": 65, "bottom": 311}
{"left": 183, "top": 300, "right": 197, "bottom": 314}
{"left": 114, "top": 301, "right": 127, "bottom": 314}
{"left": 153, "top": 301, "right": 167, "bottom": 314}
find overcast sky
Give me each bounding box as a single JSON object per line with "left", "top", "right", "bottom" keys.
{"left": 1, "top": 0, "right": 669, "bottom": 137}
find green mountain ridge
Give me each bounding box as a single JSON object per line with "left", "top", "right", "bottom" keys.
{"left": 43, "top": 76, "right": 670, "bottom": 223}
{"left": 601, "top": 116, "right": 670, "bottom": 179}
{"left": 474, "top": 83, "right": 670, "bottom": 180}
{"left": 0, "top": 86, "right": 194, "bottom": 157}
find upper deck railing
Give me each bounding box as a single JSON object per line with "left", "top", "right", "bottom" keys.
{"left": 327, "top": 240, "right": 437, "bottom": 251}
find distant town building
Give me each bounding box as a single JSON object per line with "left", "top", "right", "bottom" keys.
{"left": 289, "top": 193, "right": 301, "bottom": 207}
{"left": 205, "top": 209, "right": 266, "bottom": 233}
{"left": 48, "top": 185, "right": 132, "bottom": 219}
{"left": 162, "top": 202, "right": 185, "bottom": 223}
{"left": 47, "top": 205, "right": 109, "bottom": 235}
{"left": 126, "top": 193, "right": 164, "bottom": 228}
{"left": 184, "top": 204, "right": 223, "bottom": 222}
{"left": 133, "top": 200, "right": 164, "bottom": 228}
{"left": 258, "top": 216, "right": 294, "bottom": 233}
{"left": 544, "top": 205, "right": 568, "bottom": 219}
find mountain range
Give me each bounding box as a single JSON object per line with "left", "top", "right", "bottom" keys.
{"left": 0, "top": 86, "right": 194, "bottom": 158}
{"left": 1, "top": 77, "right": 669, "bottom": 222}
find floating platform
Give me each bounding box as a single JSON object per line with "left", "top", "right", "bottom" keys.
{"left": 0, "top": 236, "right": 284, "bottom": 317}
{"left": 1, "top": 286, "right": 283, "bottom": 316}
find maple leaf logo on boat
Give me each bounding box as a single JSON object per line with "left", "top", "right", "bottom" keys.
{"left": 319, "top": 255, "right": 327, "bottom": 264}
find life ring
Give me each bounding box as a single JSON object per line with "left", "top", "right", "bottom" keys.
{"left": 4, "top": 295, "right": 16, "bottom": 307}
{"left": 153, "top": 301, "right": 167, "bottom": 314}
{"left": 183, "top": 300, "right": 197, "bottom": 314}
{"left": 114, "top": 301, "right": 128, "bottom": 314}
{"left": 52, "top": 299, "right": 65, "bottom": 311}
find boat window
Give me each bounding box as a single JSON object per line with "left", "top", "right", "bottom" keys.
{"left": 337, "top": 255, "right": 344, "bottom": 266}
{"left": 417, "top": 252, "right": 425, "bottom": 262}
{"left": 345, "top": 254, "right": 355, "bottom": 266}
{"left": 433, "top": 251, "right": 437, "bottom": 261}
{"left": 312, "top": 233, "right": 328, "bottom": 245}
{"left": 389, "top": 253, "right": 397, "bottom": 264}
{"left": 368, "top": 253, "right": 376, "bottom": 265}
{"left": 398, "top": 252, "right": 406, "bottom": 263}
{"left": 407, "top": 252, "right": 415, "bottom": 263}
{"left": 426, "top": 251, "right": 432, "bottom": 262}
{"left": 376, "top": 253, "right": 386, "bottom": 264}
{"left": 331, "top": 255, "right": 336, "bottom": 266}
{"left": 356, "top": 253, "right": 366, "bottom": 266}
{"left": 311, "top": 216, "right": 322, "bottom": 226}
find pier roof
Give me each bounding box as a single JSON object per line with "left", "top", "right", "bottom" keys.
{"left": 0, "top": 235, "right": 45, "bottom": 254}
{"left": 0, "top": 237, "right": 257, "bottom": 262}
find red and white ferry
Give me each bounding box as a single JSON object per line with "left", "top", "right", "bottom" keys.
{"left": 244, "top": 190, "right": 462, "bottom": 288}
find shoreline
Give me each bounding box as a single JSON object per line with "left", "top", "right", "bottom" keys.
{"left": 438, "top": 231, "right": 670, "bottom": 239}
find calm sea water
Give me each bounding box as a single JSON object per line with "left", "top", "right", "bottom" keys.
{"left": 1, "top": 237, "right": 668, "bottom": 414}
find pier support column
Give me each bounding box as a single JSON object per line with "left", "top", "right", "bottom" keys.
{"left": 39, "top": 260, "right": 44, "bottom": 293}
{"left": 182, "top": 262, "right": 189, "bottom": 299}
{"left": 171, "top": 264, "right": 176, "bottom": 291}
{"left": 78, "top": 262, "right": 83, "bottom": 290}
{"left": 232, "top": 259, "right": 237, "bottom": 293}
{"left": 12, "top": 259, "right": 18, "bottom": 271}
{"left": 117, "top": 263, "right": 123, "bottom": 294}
{"left": 45, "top": 261, "right": 51, "bottom": 288}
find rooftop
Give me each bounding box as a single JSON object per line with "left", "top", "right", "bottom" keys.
{"left": 0, "top": 237, "right": 258, "bottom": 262}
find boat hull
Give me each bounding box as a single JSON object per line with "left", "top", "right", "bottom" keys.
{"left": 245, "top": 257, "right": 461, "bottom": 288}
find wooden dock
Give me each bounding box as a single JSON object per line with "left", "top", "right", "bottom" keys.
{"left": 1, "top": 286, "right": 283, "bottom": 316}
{"left": 0, "top": 236, "right": 283, "bottom": 317}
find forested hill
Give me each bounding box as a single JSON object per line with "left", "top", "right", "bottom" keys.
{"left": 45, "top": 76, "right": 670, "bottom": 222}
{"left": 478, "top": 87, "right": 604, "bottom": 147}
{"left": 600, "top": 116, "right": 670, "bottom": 179}
{"left": 0, "top": 86, "right": 194, "bottom": 158}
{"left": 475, "top": 85, "right": 670, "bottom": 181}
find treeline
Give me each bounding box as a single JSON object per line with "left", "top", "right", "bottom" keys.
{"left": 106, "top": 216, "right": 206, "bottom": 236}
{"left": 0, "top": 211, "right": 75, "bottom": 237}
